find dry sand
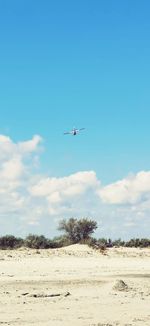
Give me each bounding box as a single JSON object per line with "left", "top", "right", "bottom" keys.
{"left": 0, "top": 244, "right": 150, "bottom": 326}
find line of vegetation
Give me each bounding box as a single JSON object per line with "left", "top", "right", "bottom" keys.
{"left": 0, "top": 218, "right": 150, "bottom": 249}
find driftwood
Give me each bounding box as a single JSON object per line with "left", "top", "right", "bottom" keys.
{"left": 22, "top": 291, "right": 71, "bottom": 298}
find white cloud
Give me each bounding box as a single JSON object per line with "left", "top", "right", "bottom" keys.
{"left": 29, "top": 171, "right": 99, "bottom": 216}
{"left": 29, "top": 171, "right": 98, "bottom": 198}
{"left": 0, "top": 135, "right": 15, "bottom": 161}
{"left": 98, "top": 171, "right": 150, "bottom": 205}
{"left": 0, "top": 134, "right": 43, "bottom": 227}
{"left": 1, "top": 156, "right": 24, "bottom": 180}
{"left": 18, "top": 135, "right": 42, "bottom": 154}
{"left": 0, "top": 134, "right": 42, "bottom": 161}
{"left": 48, "top": 192, "right": 62, "bottom": 204}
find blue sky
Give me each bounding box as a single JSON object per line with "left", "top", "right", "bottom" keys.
{"left": 0, "top": 1, "right": 150, "bottom": 239}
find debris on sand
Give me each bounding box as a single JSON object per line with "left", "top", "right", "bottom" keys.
{"left": 22, "top": 292, "right": 29, "bottom": 296}
{"left": 25, "top": 291, "right": 71, "bottom": 298}
{"left": 113, "top": 280, "right": 128, "bottom": 291}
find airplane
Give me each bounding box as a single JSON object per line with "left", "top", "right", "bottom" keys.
{"left": 64, "top": 127, "right": 85, "bottom": 136}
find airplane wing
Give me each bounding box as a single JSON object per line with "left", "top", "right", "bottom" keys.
{"left": 79, "top": 128, "right": 85, "bottom": 131}
{"left": 64, "top": 131, "right": 71, "bottom": 135}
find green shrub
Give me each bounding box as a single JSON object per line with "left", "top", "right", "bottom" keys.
{"left": 24, "top": 234, "right": 49, "bottom": 249}
{"left": 112, "top": 238, "right": 125, "bottom": 247}
{"left": 51, "top": 236, "right": 73, "bottom": 247}
{"left": 125, "top": 238, "right": 150, "bottom": 248}
{"left": 0, "top": 235, "right": 23, "bottom": 249}
{"left": 79, "top": 237, "right": 97, "bottom": 246}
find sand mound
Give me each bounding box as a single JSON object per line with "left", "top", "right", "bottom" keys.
{"left": 57, "top": 244, "right": 97, "bottom": 257}
{"left": 63, "top": 244, "right": 93, "bottom": 252}
{"left": 113, "top": 279, "right": 128, "bottom": 291}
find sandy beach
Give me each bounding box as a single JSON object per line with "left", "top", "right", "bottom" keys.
{"left": 0, "top": 244, "right": 150, "bottom": 326}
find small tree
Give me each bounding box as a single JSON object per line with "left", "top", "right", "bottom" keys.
{"left": 58, "top": 218, "right": 97, "bottom": 244}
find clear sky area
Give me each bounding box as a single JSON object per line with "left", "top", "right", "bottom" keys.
{"left": 0, "top": 0, "right": 150, "bottom": 239}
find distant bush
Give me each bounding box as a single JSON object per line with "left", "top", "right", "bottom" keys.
{"left": 46, "top": 238, "right": 62, "bottom": 248}
{"left": 50, "top": 236, "right": 72, "bottom": 248}
{"left": 125, "top": 238, "right": 150, "bottom": 248}
{"left": 78, "top": 237, "right": 106, "bottom": 253}
{"left": 0, "top": 232, "right": 150, "bottom": 250}
{"left": 88, "top": 238, "right": 107, "bottom": 252}
{"left": 139, "top": 238, "right": 150, "bottom": 247}
{"left": 24, "top": 234, "right": 69, "bottom": 249}
{"left": 112, "top": 238, "right": 125, "bottom": 247}
{"left": 24, "top": 234, "right": 50, "bottom": 249}
{"left": 0, "top": 235, "right": 23, "bottom": 249}
{"left": 98, "top": 243, "right": 107, "bottom": 253}
{"left": 79, "top": 236, "right": 97, "bottom": 246}
{"left": 97, "top": 238, "right": 108, "bottom": 245}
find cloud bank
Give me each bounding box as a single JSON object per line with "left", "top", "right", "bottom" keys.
{"left": 0, "top": 134, "right": 150, "bottom": 239}
{"left": 98, "top": 171, "right": 150, "bottom": 205}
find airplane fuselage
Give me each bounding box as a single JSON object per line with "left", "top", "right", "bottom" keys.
{"left": 64, "top": 127, "right": 84, "bottom": 136}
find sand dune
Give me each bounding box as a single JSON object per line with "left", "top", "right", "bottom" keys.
{"left": 0, "top": 245, "right": 150, "bottom": 325}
